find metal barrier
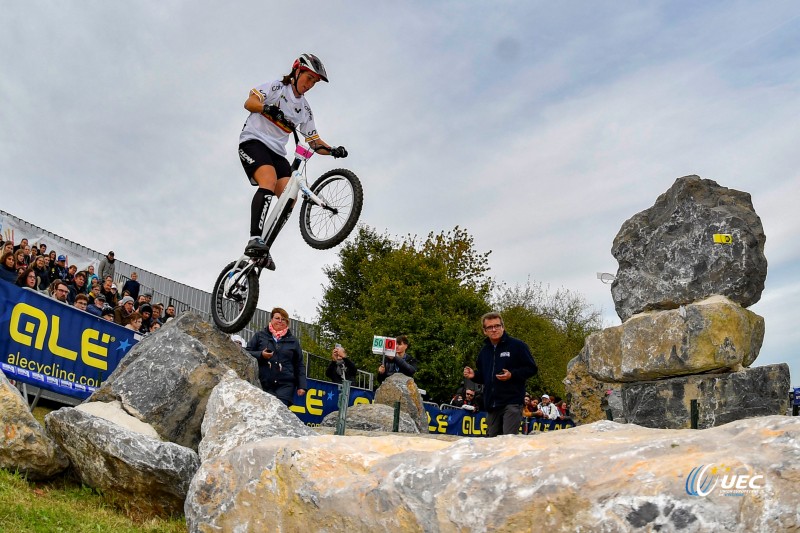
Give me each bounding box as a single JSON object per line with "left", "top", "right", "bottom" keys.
{"left": 303, "top": 351, "right": 373, "bottom": 390}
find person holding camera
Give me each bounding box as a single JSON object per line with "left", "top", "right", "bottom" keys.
{"left": 325, "top": 344, "right": 358, "bottom": 384}
{"left": 245, "top": 307, "right": 307, "bottom": 407}
{"left": 377, "top": 334, "right": 417, "bottom": 384}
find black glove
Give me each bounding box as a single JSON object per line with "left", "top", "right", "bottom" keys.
{"left": 262, "top": 104, "right": 296, "bottom": 130}
{"left": 262, "top": 104, "right": 283, "bottom": 121}
{"left": 330, "top": 146, "right": 348, "bottom": 158}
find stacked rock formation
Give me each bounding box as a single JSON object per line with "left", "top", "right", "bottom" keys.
{"left": 565, "top": 175, "right": 790, "bottom": 428}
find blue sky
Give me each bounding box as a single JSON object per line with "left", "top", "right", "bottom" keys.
{"left": 2, "top": 2, "right": 798, "bottom": 387}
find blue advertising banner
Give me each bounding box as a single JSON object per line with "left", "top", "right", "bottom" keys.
{"left": 424, "top": 404, "right": 576, "bottom": 436}
{"left": 794, "top": 388, "right": 800, "bottom": 407}
{"left": 0, "top": 282, "right": 139, "bottom": 400}
{"left": 289, "top": 378, "right": 374, "bottom": 426}
{"left": 286, "top": 384, "right": 577, "bottom": 435}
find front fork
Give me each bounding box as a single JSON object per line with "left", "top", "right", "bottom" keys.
{"left": 300, "top": 183, "right": 338, "bottom": 214}
{"left": 225, "top": 257, "right": 264, "bottom": 297}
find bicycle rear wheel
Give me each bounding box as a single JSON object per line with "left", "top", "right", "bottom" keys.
{"left": 211, "top": 261, "right": 260, "bottom": 333}
{"left": 299, "top": 169, "right": 363, "bottom": 250}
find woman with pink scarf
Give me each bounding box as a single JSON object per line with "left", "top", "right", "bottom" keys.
{"left": 245, "top": 307, "right": 307, "bottom": 406}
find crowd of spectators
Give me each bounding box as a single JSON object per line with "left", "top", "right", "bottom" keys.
{"left": 0, "top": 236, "right": 177, "bottom": 335}
{"left": 5, "top": 243, "right": 574, "bottom": 430}
{"left": 447, "top": 384, "right": 572, "bottom": 433}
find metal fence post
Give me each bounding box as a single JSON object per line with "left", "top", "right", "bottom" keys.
{"left": 392, "top": 401, "right": 401, "bottom": 432}
{"left": 335, "top": 379, "right": 351, "bottom": 436}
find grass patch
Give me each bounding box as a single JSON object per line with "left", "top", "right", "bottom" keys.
{"left": 0, "top": 469, "right": 187, "bottom": 533}
{"left": 4, "top": 400, "right": 186, "bottom": 532}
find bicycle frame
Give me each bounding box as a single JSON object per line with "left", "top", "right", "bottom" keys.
{"left": 225, "top": 144, "right": 331, "bottom": 290}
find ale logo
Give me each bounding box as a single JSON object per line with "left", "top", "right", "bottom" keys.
{"left": 9, "top": 302, "right": 113, "bottom": 370}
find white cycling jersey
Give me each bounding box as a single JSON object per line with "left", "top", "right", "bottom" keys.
{"left": 239, "top": 80, "right": 320, "bottom": 156}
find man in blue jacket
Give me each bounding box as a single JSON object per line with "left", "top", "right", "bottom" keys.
{"left": 464, "top": 311, "right": 538, "bottom": 437}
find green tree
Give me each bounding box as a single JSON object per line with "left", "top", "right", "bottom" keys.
{"left": 316, "top": 226, "right": 491, "bottom": 402}
{"left": 408, "top": 226, "right": 493, "bottom": 295}
{"left": 317, "top": 225, "right": 394, "bottom": 329}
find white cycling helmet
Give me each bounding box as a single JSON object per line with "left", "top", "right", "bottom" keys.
{"left": 292, "top": 53, "right": 329, "bottom": 82}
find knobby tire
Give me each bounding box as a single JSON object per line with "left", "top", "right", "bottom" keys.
{"left": 211, "top": 261, "right": 260, "bottom": 333}
{"left": 299, "top": 169, "right": 363, "bottom": 250}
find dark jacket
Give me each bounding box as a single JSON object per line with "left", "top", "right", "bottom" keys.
{"left": 67, "top": 281, "right": 88, "bottom": 305}
{"left": 121, "top": 279, "right": 140, "bottom": 301}
{"left": 34, "top": 265, "right": 50, "bottom": 291}
{"left": 0, "top": 265, "right": 17, "bottom": 283}
{"left": 48, "top": 264, "right": 68, "bottom": 282}
{"left": 113, "top": 305, "right": 134, "bottom": 326}
{"left": 470, "top": 332, "right": 538, "bottom": 411}
{"left": 246, "top": 328, "right": 308, "bottom": 392}
{"left": 326, "top": 357, "right": 358, "bottom": 384}
{"left": 378, "top": 353, "right": 417, "bottom": 383}
{"left": 100, "top": 287, "right": 118, "bottom": 307}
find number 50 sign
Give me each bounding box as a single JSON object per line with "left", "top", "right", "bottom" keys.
{"left": 372, "top": 336, "right": 397, "bottom": 357}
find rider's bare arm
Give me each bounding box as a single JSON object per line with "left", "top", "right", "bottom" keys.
{"left": 244, "top": 90, "right": 264, "bottom": 113}
{"left": 309, "top": 139, "right": 332, "bottom": 154}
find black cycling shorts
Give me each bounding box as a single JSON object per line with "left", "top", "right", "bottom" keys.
{"left": 238, "top": 140, "right": 291, "bottom": 186}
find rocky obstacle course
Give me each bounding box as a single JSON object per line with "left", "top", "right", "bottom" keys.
{"left": 566, "top": 175, "right": 790, "bottom": 428}
{"left": 320, "top": 373, "right": 425, "bottom": 433}
{"left": 46, "top": 406, "right": 199, "bottom": 516}
{"left": 610, "top": 175, "right": 767, "bottom": 322}
{"left": 1, "top": 308, "right": 799, "bottom": 530}
{"left": 185, "top": 415, "right": 800, "bottom": 532}
{"left": 88, "top": 313, "right": 260, "bottom": 450}
{"left": 0, "top": 370, "right": 68, "bottom": 479}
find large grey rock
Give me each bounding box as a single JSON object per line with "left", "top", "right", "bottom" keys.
{"left": 76, "top": 400, "right": 161, "bottom": 439}
{"left": 320, "top": 403, "right": 420, "bottom": 433}
{"left": 198, "top": 371, "right": 315, "bottom": 462}
{"left": 0, "top": 370, "right": 68, "bottom": 479}
{"left": 611, "top": 176, "right": 767, "bottom": 322}
{"left": 373, "top": 373, "right": 426, "bottom": 431}
{"left": 584, "top": 296, "right": 765, "bottom": 382}
{"left": 161, "top": 313, "right": 259, "bottom": 382}
{"left": 186, "top": 416, "right": 800, "bottom": 532}
{"left": 46, "top": 407, "right": 199, "bottom": 516}
{"left": 622, "top": 363, "right": 790, "bottom": 429}
{"left": 563, "top": 356, "right": 622, "bottom": 424}
{"left": 88, "top": 312, "right": 258, "bottom": 450}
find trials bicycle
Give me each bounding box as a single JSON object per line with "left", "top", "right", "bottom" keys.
{"left": 210, "top": 126, "right": 363, "bottom": 333}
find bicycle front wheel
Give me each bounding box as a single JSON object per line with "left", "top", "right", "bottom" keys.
{"left": 299, "top": 169, "right": 363, "bottom": 250}
{"left": 211, "top": 261, "right": 260, "bottom": 333}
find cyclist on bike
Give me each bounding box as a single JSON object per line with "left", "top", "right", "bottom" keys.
{"left": 238, "top": 53, "right": 348, "bottom": 267}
